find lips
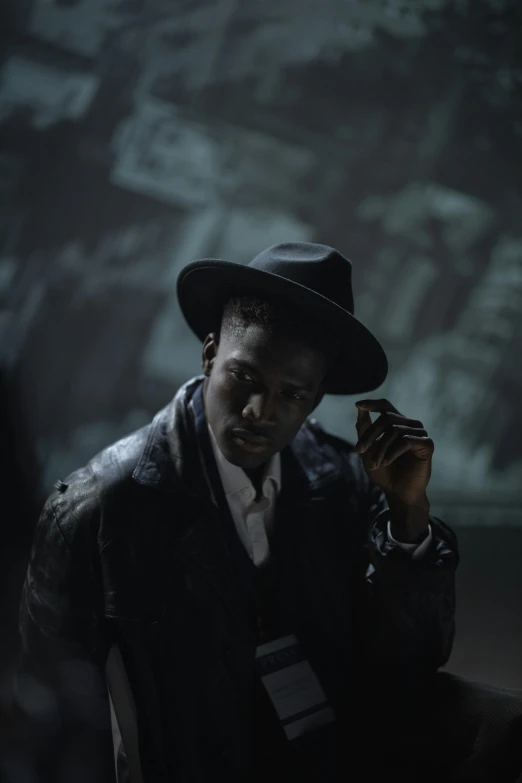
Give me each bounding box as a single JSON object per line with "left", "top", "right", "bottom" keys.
{"left": 231, "top": 427, "right": 272, "bottom": 445}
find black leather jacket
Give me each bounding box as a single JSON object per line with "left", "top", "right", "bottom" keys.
{"left": 16, "top": 375, "right": 458, "bottom": 782}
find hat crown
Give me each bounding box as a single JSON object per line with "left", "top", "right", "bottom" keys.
{"left": 249, "top": 242, "right": 354, "bottom": 315}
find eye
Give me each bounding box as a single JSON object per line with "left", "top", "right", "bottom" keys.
{"left": 285, "top": 391, "right": 305, "bottom": 402}
{"left": 232, "top": 370, "right": 305, "bottom": 401}
{"left": 232, "top": 370, "right": 254, "bottom": 383}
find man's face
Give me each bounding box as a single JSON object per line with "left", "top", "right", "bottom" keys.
{"left": 202, "top": 324, "right": 330, "bottom": 471}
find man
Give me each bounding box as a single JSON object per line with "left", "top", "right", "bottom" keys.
{"left": 15, "top": 243, "right": 522, "bottom": 782}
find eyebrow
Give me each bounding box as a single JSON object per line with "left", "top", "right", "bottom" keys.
{"left": 229, "top": 359, "right": 314, "bottom": 392}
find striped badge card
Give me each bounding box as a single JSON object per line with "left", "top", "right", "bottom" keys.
{"left": 255, "top": 634, "right": 336, "bottom": 740}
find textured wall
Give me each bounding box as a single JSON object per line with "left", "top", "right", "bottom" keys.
{"left": 1, "top": 0, "right": 521, "bottom": 531}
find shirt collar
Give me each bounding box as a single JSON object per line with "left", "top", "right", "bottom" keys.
{"left": 207, "top": 421, "right": 281, "bottom": 499}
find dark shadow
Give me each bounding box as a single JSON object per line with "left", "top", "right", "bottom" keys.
{"left": 0, "top": 365, "right": 43, "bottom": 678}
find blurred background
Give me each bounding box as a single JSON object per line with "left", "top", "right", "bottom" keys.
{"left": 1, "top": 0, "right": 521, "bottom": 740}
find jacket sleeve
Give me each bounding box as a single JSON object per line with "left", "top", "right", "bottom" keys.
{"left": 361, "top": 479, "right": 458, "bottom": 681}
{"left": 14, "top": 483, "right": 116, "bottom": 783}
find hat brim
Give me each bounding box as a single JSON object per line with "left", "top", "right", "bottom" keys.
{"left": 176, "top": 259, "right": 388, "bottom": 395}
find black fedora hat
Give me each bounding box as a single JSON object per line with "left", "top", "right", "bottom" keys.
{"left": 176, "top": 242, "right": 388, "bottom": 395}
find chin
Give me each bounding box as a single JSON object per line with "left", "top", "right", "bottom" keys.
{"left": 228, "top": 446, "right": 269, "bottom": 468}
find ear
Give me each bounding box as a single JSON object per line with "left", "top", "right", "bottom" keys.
{"left": 202, "top": 333, "right": 219, "bottom": 376}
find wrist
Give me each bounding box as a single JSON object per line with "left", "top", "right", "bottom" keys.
{"left": 387, "top": 493, "right": 430, "bottom": 544}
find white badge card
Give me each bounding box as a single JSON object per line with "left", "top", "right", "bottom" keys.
{"left": 255, "top": 634, "right": 336, "bottom": 741}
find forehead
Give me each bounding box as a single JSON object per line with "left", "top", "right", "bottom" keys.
{"left": 220, "top": 323, "right": 325, "bottom": 381}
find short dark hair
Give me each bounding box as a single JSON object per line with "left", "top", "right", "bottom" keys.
{"left": 219, "top": 293, "right": 341, "bottom": 378}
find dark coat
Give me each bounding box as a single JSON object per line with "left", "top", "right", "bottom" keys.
{"left": 16, "top": 375, "right": 458, "bottom": 782}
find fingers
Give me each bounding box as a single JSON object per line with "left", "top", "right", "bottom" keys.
{"left": 355, "top": 401, "right": 431, "bottom": 471}
{"left": 367, "top": 428, "right": 402, "bottom": 469}
{"left": 356, "top": 412, "right": 426, "bottom": 454}
{"left": 356, "top": 398, "right": 401, "bottom": 416}
{"left": 368, "top": 435, "right": 435, "bottom": 470}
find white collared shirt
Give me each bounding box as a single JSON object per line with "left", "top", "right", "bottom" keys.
{"left": 207, "top": 421, "right": 281, "bottom": 568}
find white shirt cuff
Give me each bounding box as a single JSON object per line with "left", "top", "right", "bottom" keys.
{"left": 387, "top": 520, "right": 432, "bottom": 561}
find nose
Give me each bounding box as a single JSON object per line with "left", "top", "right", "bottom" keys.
{"left": 242, "top": 392, "right": 277, "bottom": 428}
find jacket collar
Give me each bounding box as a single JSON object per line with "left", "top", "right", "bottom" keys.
{"left": 133, "top": 375, "right": 342, "bottom": 496}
